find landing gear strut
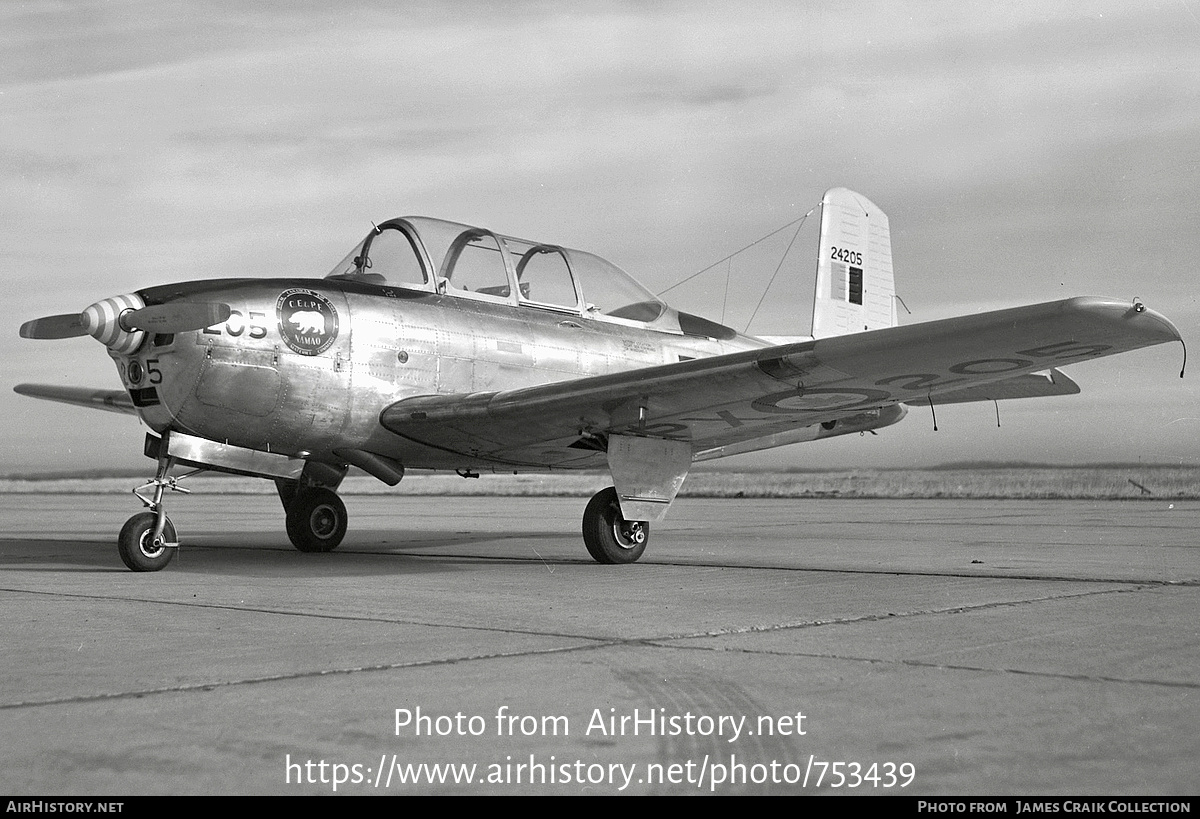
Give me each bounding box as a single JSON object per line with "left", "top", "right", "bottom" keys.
{"left": 582, "top": 486, "right": 649, "bottom": 564}
{"left": 120, "top": 454, "right": 189, "bottom": 572}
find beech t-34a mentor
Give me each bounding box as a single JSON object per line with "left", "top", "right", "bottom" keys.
{"left": 16, "top": 188, "right": 1183, "bottom": 571}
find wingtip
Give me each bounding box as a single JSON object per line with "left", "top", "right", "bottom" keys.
{"left": 1063, "top": 296, "right": 1182, "bottom": 342}
{"left": 13, "top": 383, "right": 138, "bottom": 414}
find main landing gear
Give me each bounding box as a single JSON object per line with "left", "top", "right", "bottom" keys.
{"left": 285, "top": 488, "right": 347, "bottom": 552}
{"left": 582, "top": 486, "right": 649, "bottom": 564}
{"left": 276, "top": 480, "right": 348, "bottom": 553}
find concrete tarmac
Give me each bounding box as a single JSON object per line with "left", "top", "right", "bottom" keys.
{"left": 0, "top": 493, "right": 1196, "bottom": 795}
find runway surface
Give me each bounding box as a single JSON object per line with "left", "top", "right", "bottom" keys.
{"left": 1, "top": 493, "right": 1196, "bottom": 795}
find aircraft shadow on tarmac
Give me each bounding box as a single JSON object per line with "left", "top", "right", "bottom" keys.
{"left": 0, "top": 528, "right": 592, "bottom": 577}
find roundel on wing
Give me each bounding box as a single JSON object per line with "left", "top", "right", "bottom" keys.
{"left": 276, "top": 288, "right": 339, "bottom": 356}
{"left": 751, "top": 387, "right": 892, "bottom": 414}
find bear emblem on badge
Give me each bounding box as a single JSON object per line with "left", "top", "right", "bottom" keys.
{"left": 276, "top": 288, "right": 339, "bottom": 356}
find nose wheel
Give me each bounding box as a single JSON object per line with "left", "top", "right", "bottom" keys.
{"left": 120, "top": 453, "right": 189, "bottom": 572}
{"left": 118, "top": 512, "right": 178, "bottom": 572}
{"left": 582, "top": 486, "right": 649, "bottom": 564}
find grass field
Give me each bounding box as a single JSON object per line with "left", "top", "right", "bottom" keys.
{"left": 2, "top": 467, "right": 1197, "bottom": 500}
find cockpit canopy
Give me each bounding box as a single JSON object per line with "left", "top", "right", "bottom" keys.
{"left": 326, "top": 217, "right": 670, "bottom": 326}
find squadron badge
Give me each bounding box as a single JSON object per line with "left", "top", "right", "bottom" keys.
{"left": 276, "top": 288, "right": 339, "bottom": 356}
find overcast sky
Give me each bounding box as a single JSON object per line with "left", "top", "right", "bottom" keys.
{"left": 3, "top": 0, "right": 1198, "bottom": 474}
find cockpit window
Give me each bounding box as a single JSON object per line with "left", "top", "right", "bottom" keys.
{"left": 367, "top": 227, "right": 426, "bottom": 286}
{"left": 325, "top": 222, "right": 429, "bottom": 289}
{"left": 328, "top": 216, "right": 668, "bottom": 325}
{"left": 441, "top": 229, "right": 513, "bottom": 300}
{"left": 512, "top": 244, "right": 580, "bottom": 311}
{"left": 565, "top": 250, "right": 667, "bottom": 324}
{"left": 326, "top": 238, "right": 367, "bottom": 280}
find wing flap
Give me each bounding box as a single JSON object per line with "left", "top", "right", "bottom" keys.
{"left": 915, "top": 368, "right": 1080, "bottom": 405}
{"left": 380, "top": 297, "right": 1179, "bottom": 465}
{"left": 14, "top": 383, "right": 137, "bottom": 415}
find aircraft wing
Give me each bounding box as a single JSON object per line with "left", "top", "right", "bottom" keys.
{"left": 380, "top": 297, "right": 1181, "bottom": 467}
{"left": 13, "top": 383, "right": 137, "bottom": 415}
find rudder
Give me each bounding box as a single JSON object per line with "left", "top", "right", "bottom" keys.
{"left": 811, "top": 188, "right": 897, "bottom": 338}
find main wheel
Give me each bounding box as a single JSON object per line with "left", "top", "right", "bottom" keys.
{"left": 582, "top": 486, "right": 649, "bottom": 564}
{"left": 118, "top": 512, "right": 178, "bottom": 572}
{"left": 286, "top": 488, "right": 347, "bottom": 553}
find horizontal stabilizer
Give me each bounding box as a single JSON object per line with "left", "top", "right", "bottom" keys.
{"left": 13, "top": 384, "right": 137, "bottom": 415}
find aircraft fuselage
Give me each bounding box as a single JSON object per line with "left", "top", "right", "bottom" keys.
{"left": 126, "top": 278, "right": 764, "bottom": 473}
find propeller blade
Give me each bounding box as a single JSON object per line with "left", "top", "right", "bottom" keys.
{"left": 19, "top": 313, "right": 88, "bottom": 340}
{"left": 121, "top": 302, "right": 233, "bottom": 333}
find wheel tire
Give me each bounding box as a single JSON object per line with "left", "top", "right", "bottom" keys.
{"left": 118, "top": 512, "right": 177, "bottom": 572}
{"left": 286, "top": 488, "right": 347, "bottom": 553}
{"left": 582, "top": 486, "right": 648, "bottom": 564}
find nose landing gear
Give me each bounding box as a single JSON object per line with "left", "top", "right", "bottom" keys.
{"left": 120, "top": 454, "right": 193, "bottom": 572}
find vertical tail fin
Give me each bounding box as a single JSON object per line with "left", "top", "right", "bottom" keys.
{"left": 811, "top": 188, "right": 897, "bottom": 338}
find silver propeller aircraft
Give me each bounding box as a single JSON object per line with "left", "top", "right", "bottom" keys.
{"left": 17, "top": 188, "right": 1182, "bottom": 571}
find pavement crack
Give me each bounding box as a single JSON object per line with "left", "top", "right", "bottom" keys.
{"left": 643, "top": 584, "right": 1149, "bottom": 641}
{"left": 0, "top": 641, "right": 620, "bottom": 711}
{"left": 654, "top": 645, "right": 1200, "bottom": 690}
{"left": 0, "top": 586, "right": 620, "bottom": 643}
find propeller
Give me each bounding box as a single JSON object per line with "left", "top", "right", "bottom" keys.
{"left": 20, "top": 294, "right": 232, "bottom": 355}
{"left": 119, "top": 302, "right": 232, "bottom": 333}
{"left": 17, "top": 313, "right": 86, "bottom": 340}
